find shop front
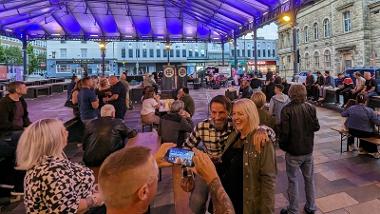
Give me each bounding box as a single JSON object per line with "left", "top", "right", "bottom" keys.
{"left": 247, "top": 60, "right": 277, "bottom": 74}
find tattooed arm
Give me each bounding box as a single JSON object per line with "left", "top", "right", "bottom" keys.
{"left": 209, "top": 178, "right": 235, "bottom": 214}
{"left": 192, "top": 148, "right": 235, "bottom": 214}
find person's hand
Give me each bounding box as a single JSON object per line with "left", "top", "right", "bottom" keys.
{"left": 253, "top": 128, "right": 269, "bottom": 149}
{"left": 179, "top": 110, "right": 191, "bottom": 118}
{"left": 155, "top": 143, "right": 176, "bottom": 168}
{"left": 192, "top": 148, "right": 218, "bottom": 184}
{"left": 91, "top": 192, "right": 104, "bottom": 207}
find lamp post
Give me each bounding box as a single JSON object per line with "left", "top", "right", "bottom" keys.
{"left": 99, "top": 41, "right": 106, "bottom": 76}
{"left": 165, "top": 42, "right": 171, "bottom": 65}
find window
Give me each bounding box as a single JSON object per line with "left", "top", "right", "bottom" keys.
{"left": 176, "top": 49, "right": 180, "bottom": 57}
{"left": 253, "top": 50, "right": 255, "bottom": 57}
{"left": 343, "top": 11, "right": 352, "bottom": 33}
{"left": 163, "top": 49, "right": 168, "bottom": 57}
{"left": 305, "top": 53, "right": 310, "bottom": 69}
{"left": 189, "top": 50, "right": 193, "bottom": 57}
{"left": 242, "top": 50, "right": 245, "bottom": 57}
{"left": 272, "top": 49, "right": 275, "bottom": 56}
{"left": 128, "top": 49, "right": 133, "bottom": 58}
{"left": 170, "top": 49, "right": 174, "bottom": 57}
{"left": 258, "top": 50, "right": 261, "bottom": 57}
{"left": 304, "top": 26, "right": 309, "bottom": 43}
{"left": 324, "top": 49, "right": 331, "bottom": 68}
{"left": 195, "top": 50, "right": 199, "bottom": 57}
{"left": 142, "top": 49, "right": 147, "bottom": 58}
{"left": 268, "top": 49, "right": 271, "bottom": 57}
{"left": 52, "top": 51, "right": 56, "bottom": 59}
{"left": 263, "top": 49, "right": 266, "bottom": 57}
{"left": 149, "top": 49, "right": 154, "bottom": 58}
{"left": 81, "top": 41, "right": 87, "bottom": 44}
{"left": 60, "top": 48, "right": 67, "bottom": 58}
{"left": 121, "top": 48, "right": 126, "bottom": 58}
{"left": 313, "top": 23, "right": 319, "bottom": 40}
{"left": 136, "top": 49, "right": 140, "bottom": 58}
{"left": 323, "top": 18, "right": 331, "bottom": 37}
{"left": 156, "top": 49, "right": 161, "bottom": 58}
{"left": 81, "top": 48, "right": 87, "bottom": 58}
{"left": 182, "top": 49, "right": 187, "bottom": 57}
{"left": 314, "top": 52, "right": 320, "bottom": 68}
{"left": 60, "top": 40, "right": 66, "bottom": 44}
{"left": 231, "top": 50, "right": 235, "bottom": 57}
{"left": 237, "top": 50, "right": 240, "bottom": 57}
{"left": 247, "top": 50, "right": 251, "bottom": 57}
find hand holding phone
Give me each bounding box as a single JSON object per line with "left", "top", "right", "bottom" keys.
{"left": 164, "top": 147, "right": 195, "bottom": 167}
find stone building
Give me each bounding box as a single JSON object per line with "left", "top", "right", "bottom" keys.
{"left": 278, "top": 0, "right": 380, "bottom": 76}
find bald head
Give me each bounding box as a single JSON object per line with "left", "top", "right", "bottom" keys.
{"left": 101, "top": 104, "right": 115, "bottom": 118}
{"left": 99, "top": 147, "right": 158, "bottom": 210}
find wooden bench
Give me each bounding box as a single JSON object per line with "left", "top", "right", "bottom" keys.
{"left": 50, "top": 82, "right": 70, "bottom": 93}
{"left": 330, "top": 127, "right": 351, "bottom": 153}
{"left": 25, "top": 84, "right": 51, "bottom": 99}
{"left": 359, "top": 136, "right": 380, "bottom": 145}
{"left": 324, "top": 88, "right": 338, "bottom": 104}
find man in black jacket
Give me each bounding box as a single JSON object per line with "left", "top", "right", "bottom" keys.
{"left": 82, "top": 104, "right": 137, "bottom": 167}
{"left": 0, "top": 81, "right": 31, "bottom": 142}
{"left": 279, "top": 84, "right": 320, "bottom": 214}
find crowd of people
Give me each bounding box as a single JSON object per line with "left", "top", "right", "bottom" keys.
{"left": 1, "top": 69, "right": 380, "bottom": 214}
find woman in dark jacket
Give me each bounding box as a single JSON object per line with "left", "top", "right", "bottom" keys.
{"left": 220, "top": 99, "right": 276, "bottom": 214}
{"left": 251, "top": 91, "right": 275, "bottom": 129}
{"left": 159, "top": 100, "right": 193, "bottom": 147}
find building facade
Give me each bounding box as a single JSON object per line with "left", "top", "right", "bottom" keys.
{"left": 0, "top": 36, "right": 47, "bottom": 55}
{"left": 46, "top": 37, "right": 278, "bottom": 77}
{"left": 278, "top": 0, "right": 380, "bottom": 77}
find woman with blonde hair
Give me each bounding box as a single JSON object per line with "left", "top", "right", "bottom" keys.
{"left": 251, "top": 91, "right": 275, "bottom": 129}
{"left": 16, "top": 119, "right": 103, "bottom": 213}
{"left": 220, "top": 98, "right": 276, "bottom": 214}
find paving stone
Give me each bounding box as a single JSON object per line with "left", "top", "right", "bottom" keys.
{"left": 316, "top": 192, "right": 358, "bottom": 213}
{"left": 344, "top": 199, "right": 380, "bottom": 214}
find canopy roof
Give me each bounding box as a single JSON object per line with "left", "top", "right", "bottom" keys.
{"left": 0, "top": 0, "right": 304, "bottom": 43}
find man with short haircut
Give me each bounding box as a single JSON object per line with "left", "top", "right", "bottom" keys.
{"left": 239, "top": 77, "right": 253, "bottom": 99}
{"left": 319, "top": 71, "right": 334, "bottom": 101}
{"left": 78, "top": 77, "right": 99, "bottom": 124}
{"left": 177, "top": 87, "right": 195, "bottom": 116}
{"left": 311, "top": 71, "right": 324, "bottom": 101}
{"left": 104, "top": 76, "right": 127, "bottom": 119}
{"left": 280, "top": 84, "right": 320, "bottom": 214}
{"left": 0, "top": 81, "right": 31, "bottom": 141}
{"left": 362, "top": 72, "right": 377, "bottom": 97}
{"left": 269, "top": 84, "right": 290, "bottom": 130}
{"left": 351, "top": 72, "right": 366, "bottom": 99}
{"left": 185, "top": 95, "right": 234, "bottom": 213}
{"left": 82, "top": 104, "right": 136, "bottom": 168}
{"left": 98, "top": 146, "right": 235, "bottom": 214}
{"left": 305, "top": 71, "right": 315, "bottom": 99}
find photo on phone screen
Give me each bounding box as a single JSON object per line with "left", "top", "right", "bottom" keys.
{"left": 165, "top": 148, "right": 194, "bottom": 167}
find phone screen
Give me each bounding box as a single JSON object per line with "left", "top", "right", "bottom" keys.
{"left": 165, "top": 148, "right": 194, "bottom": 167}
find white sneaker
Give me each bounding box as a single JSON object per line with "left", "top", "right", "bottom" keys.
{"left": 358, "top": 150, "right": 368, "bottom": 155}
{"left": 369, "top": 152, "right": 380, "bottom": 159}
{"left": 349, "top": 144, "right": 358, "bottom": 151}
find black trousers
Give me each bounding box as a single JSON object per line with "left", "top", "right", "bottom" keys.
{"left": 348, "top": 128, "right": 378, "bottom": 153}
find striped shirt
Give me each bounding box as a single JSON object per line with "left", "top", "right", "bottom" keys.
{"left": 185, "top": 118, "right": 234, "bottom": 159}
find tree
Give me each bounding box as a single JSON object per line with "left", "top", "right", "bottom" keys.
{"left": 4, "top": 46, "right": 22, "bottom": 65}
{"left": 0, "top": 46, "right": 6, "bottom": 63}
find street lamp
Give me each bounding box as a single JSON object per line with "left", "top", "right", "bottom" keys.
{"left": 165, "top": 42, "right": 171, "bottom": 65}
{"left": 280, "top": 11, "right": 298, "bottom": 80}
{"left": 99, "top": 41, "right": 106, "bottom": 76}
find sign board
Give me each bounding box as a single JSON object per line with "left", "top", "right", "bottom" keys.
{"left": 247, "top": 60, "right": 276, "bottom": 66}
{"left": 177, "top": 66, "right": 187, "bottom": 89}
{"left": 0, "top": 65, "right": 7, "bottom": 80}
{"left": 162, "top": 65, "right": 176, "bottom": 90}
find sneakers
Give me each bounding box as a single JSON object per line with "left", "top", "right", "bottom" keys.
{"left": 280, "top": 207, "right": 315, "bottom": 214}
{"left": 369, "top": 152, "right": 380, "bottom": 159}
{"left": 348, "top": 144, "right": 358, "bottom": 151}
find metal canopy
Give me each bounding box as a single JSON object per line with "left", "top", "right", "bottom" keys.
{"left": 0, "top": 0, "right": 304, "bottom": 42}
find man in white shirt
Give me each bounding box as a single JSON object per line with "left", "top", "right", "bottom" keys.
{"left": 351, "top": 72, "right": 366, "bottom": 99}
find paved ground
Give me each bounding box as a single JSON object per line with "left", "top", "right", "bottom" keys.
{"left": 5, "top": 88, "right": 380, "bottom": 214}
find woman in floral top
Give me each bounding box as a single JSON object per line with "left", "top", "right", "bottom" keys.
{"left": 16, "top": 118, "right": 103, "bottom": 213}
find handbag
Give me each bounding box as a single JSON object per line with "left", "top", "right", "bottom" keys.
{"left": 180, "top": 167, "right": 195, "bottom": 192}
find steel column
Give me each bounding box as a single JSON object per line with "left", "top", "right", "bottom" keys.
{"left": 234, "top": 36, "right": 238, "bottom": 71}
{"left": 222, "top": 42, "right": 225, "bottom": 66}
{"left": 22, "top": 39, "right": 27, "bottom": 79}
{"left": 253, "top": 28, "right": 258, "bottom": 73}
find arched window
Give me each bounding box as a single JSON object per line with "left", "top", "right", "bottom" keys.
{"left": 314, "top": 51, "right": 320, "bottom": 69}
{"left": 323, "top": 18, "right": 331, "bottom": 38}
{"left": 296, "top": 29, "right": 300, "bottom": 45}
{"left": 305, "top": 52, "right": 310, "bottom": 69}
{"left": 324, "top": 49, "right": 331, "bottom": 68}
{"left": 304, "top": 26, "right": 309, "bottom": 43}
{"left": 313, "top": 23, "right": 319, "bottom": 40}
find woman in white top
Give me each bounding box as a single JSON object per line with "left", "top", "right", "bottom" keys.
{"left": 141, "top": 86, "right": 160, "bottom": 125}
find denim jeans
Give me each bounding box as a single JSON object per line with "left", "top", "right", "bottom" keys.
{"left": 189, "top": 175, "right": 209, "bottom": 214}
{"left": 285, "top": 153, "right": 316, "bottom": 214}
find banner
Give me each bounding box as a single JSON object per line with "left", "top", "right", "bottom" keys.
{"left": 0, "top": 65, "right": 6, "bottom": 80}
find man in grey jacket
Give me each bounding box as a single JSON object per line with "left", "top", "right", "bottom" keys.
{"left": 269, "top": 84, "right": 290, "bottom": 133}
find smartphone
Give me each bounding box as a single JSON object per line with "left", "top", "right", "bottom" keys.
{"left": 165, "top": 147, "right": 195, "bottom": 167}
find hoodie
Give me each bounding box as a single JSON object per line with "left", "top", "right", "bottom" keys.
{"left": 269, "top": 93, "right": 290, "bottom": 124}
